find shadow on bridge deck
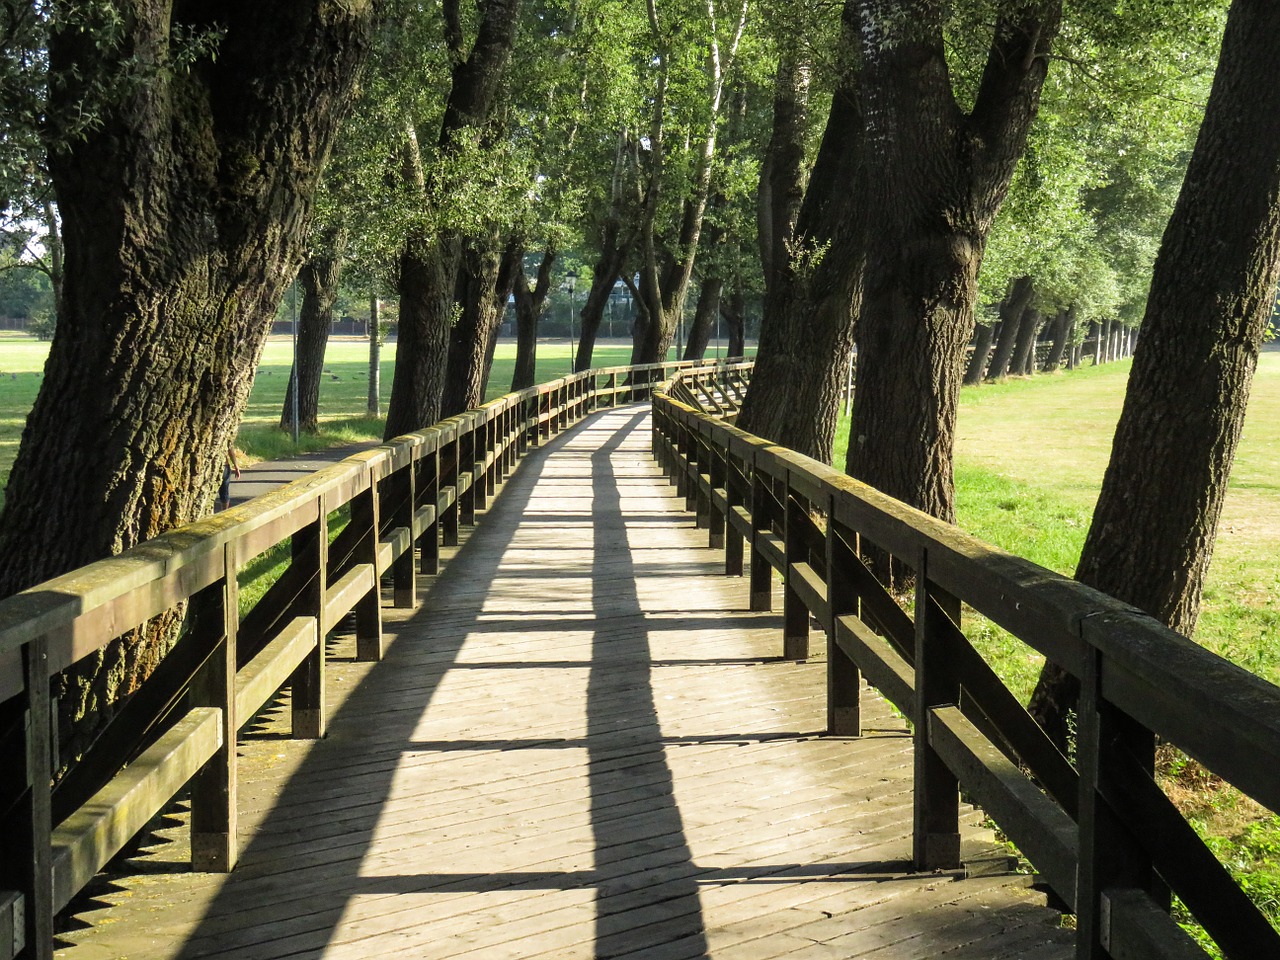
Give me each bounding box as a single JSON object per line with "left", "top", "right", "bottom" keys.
{"left": 55, "top": 406, "right": 1071, "bottom": 960}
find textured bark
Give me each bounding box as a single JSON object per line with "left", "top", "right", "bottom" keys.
{"left": 847, "top": 1, "right": 1061, "bottom": 522}
{"left": 368, "top": 293, "right": 381, "bottom": 417}
{"left": 964, "top": 322, "right": 997, "bottom": 385}
{"left": 1010, "top": 307, "right": 1042, "bottom": 377}
{"left": 384, "top": 0, "right": 523, "bottom": 437}
{"left": 1030, "top": 0, "right": 1280, "bottom": 748}
{"left": 511, "top": 249, "right": 555, "bottom": 390}
{"left": 985, "top": 277, "right": 1034, "bottom": 380}
{"left": 576, "top": 132, "right": 635, "bottom": 372}
{"left": 1042, "top": 306, "right": 1071, "bottom": 371}
{"left": 722, "top": 286, "right": 745, "bottom": 358}
{"left": 684, "top": 276, "right": 724, "bottom": 360}
{"left": 759, "top": 52, "right": 811, "bottom": 299}
{"left": 0, "top": 3, "right": 374, "bottom": 755}
{"left": 441, "top": 230, "right": 507, "bottom": 417}
{"left": 738, "top": 2, "right": 861, "bottom": 465}
{"left": 282, "top": 235, "right": 345, "bottom": 434}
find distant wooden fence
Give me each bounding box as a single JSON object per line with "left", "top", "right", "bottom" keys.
{"left": 0, "top": 358, "right": 737, "bottom": 960}
{"left": 654, "top": 363, "right": 1280, "bottom": 960}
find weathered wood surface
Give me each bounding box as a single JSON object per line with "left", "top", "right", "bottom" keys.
{"left": 53, "top": 406, "right": 1071, "bottom": 960}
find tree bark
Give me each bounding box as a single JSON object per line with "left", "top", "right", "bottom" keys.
{"left": 1042, "top": 306, "right": 1070, "bottom": 371}
{"left": 384, "top": 0, "right": 523, "bottom": 438}
{"left": 985, "top": 277, "right": 1034, "bottom": 381}
{"left": 368, "top": 292, "right": 381, "bottom": 417}
{"left": 1030, "top": 0, "right": 1280, "bottom": 748}
{"left": 722, "top": 286, "right": 746, "bottom": 358}
{"left": 0, "top": 3, "right": 374, "bottom": 753}
{"left": 964, "top": 322, "right": 997, "bottom": 385}
{"left": 442, "top": 229, "right": 509, "bottom": 417}
{"left": 512, "top": 249, "right": 555, "bottom": 390}
{"left": 846, "top": 1, "right": 1061, "bottom": 522}
{"left": 1010, "top": 307, "right": 1042, "bottom": 377}
{"left": 684, "top": 276, "right": 723, "bottom": 360}
{"left": 737, "top": 2, "right": 861, "bottom": 464}
{"left": 282, "top": 233, "right": 345, "bottom": 434}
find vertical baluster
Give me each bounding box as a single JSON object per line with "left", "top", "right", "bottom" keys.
{"left": 783, "top": 488, "right": 810, "bottom": 660}
{"left": 724, "top": 456, "right": 745, "bottom": 577}
{"left": 912, "top": 546, "right": 960, "bottom": 870}
{"left": 190, "top": 541, "right": 239, "bottom": 871}
{"left": 352, "top": 468, "right": 383, "bottom": 661}
{"left": 459, "top": 424, "right": 477, "bottom": 527}
{"left": 419, "top": 447, "right": 440, "bottom": 576}
{"left": 442, "top": 435, "right": 460, "bottom": 548}
{"left": 749, "top": 460, "right": 773, "bottom": 612}
{"left": 825, "top": 519, "right": 861, "bottom": 736}
{"left": 707, "top": 437, "right": 726, "bottom": 550}
{"left": 291, "top": 499, "right": 328, "bottom": 739}
{"left": 392, "top": 453, "right": 417, "bottom": 607}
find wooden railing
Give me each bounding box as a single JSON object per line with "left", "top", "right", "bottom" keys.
{"left": 654, "top": 363, "right": 1280, "bottom": 960}
{"left": 0, "top": 357, "right": 742, "bottom": 960}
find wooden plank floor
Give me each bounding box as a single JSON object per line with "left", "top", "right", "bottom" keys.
{"left": 55, "top": 405, "right": 1073, "bottom": 960}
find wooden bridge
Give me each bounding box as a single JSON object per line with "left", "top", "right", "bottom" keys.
{"left": 1, "top": 361, "right": 1277, "bottom": 960}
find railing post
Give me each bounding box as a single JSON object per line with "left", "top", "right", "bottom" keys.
{"left": 392, "top": 455, "right": 417, "bottom": 608}
{"left": 724, "top": 457, "right": 745, "bottom": 577}
{"left": 2, "top": 636, "right": 54, "bottom": 960}
{"left": 685, "top": 426, "right": 701, "bottom": 517}
{"left": 442, "top": 435, "right": 460, "bottom": 548}
{"left": 1076, "top": 638, "right": 1156, "bottom": 960}
{"left": 352, "top": 468, "right": 383, "bottom": 661}
{"left": 291, "top": 498, "right": 328, "bottom": 739}
{"left": 189, "top": 540, "right": 239, "bottom": 872}
{"left": 913, "top": 547, "right": 961, "bottom": 870}
{"left": 825, "top": 520, "right": 861, "bottom": 736}
{"left": 783, "top": 488, "right": 810, "bottom": 660}
{"left": 419, "top": 447, "right": 441, "bottom": 576}
{"left": 707, "top": 436, "right": 726, "bottom": 550}
{"left": 486, "top": 417, "right": 498, "bottom": 498}
{"left": 749, "top": 460, "right": 773, "bottom": 611}
{"left": 459, "top": 424, "right": 477, "bottom": 527}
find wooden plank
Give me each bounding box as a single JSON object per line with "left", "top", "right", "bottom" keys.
{"left": 1103, "top": 888, "right": 1210, "bottom": 960}
{"left": 834, "top": 614, "right": 915, "bottom": 718}
{"left": 928, "top": 706, "right": 1077, "bottom": 907}
{"left": 322, "top": 563, "right": 376, "bottom": 636}
{"left": 788, "top": 561, "right": 830, "bottom": 629}
{"left": 50, "top": 708, "right": 222, "bottom": 912}
{"left": 0, "top": 889, "right": 21, "bottom": 960}
{"left": 235, "top": 617, "right": 319, "bottom": 724}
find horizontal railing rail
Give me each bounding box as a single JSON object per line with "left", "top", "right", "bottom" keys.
{"left": 653, "top": 363, "right": 1279, "bottom": 960}
{"left": 0, "top": 356, "right": 747, "bottom": 960}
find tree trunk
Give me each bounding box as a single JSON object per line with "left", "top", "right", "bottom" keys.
{"left": 575, "top": 229, "right": 628, "bottom": 372}
{"left": 0, "top": 4, "right": 373, "bottom": 755}
{"left": 512, "top": 248, "right": 555, "bottom": 390}
{"left": 1030, "top": 0, "right": 1280, "bottom": 749}
{"left": 738, "top": 2, "right": 862, "bottom": 464}
{"left": 964, "top": 322, "right": 997, "bottom": 385}
{"left": 985, "top": 277, "right": 1034, "bottom": 381}
{"left": 442, "top": 230, "right": 507, "bottom": 417}
{"left": 1042, "top": 307, "right": 1070, "bottom": 371}
{"left": 282, "top": 234, "right": 345, "bottom": 434}
{"left": 684, "top": 277, "right": 724, "bottom": 360}
{"left": 1010, "top": 307, "right": 1042, "bottom": 377}
{"left": 759, "top": 51, "right": 811, "bottom": 300}
{"left": 384, "top": 0, "right": 523, "bottom": 438}
{"left": 722, "top": 286, "right": 745, "bottom": 358}
{"left": 368, "top": 292, "right": 381, "bottom": 417}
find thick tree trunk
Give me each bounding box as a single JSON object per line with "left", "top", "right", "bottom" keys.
{"left": 1010, "top": 307, "right": 1042, "bottom": 377}
{"left": 576, "top": 228, "right": 628, "bottom": 372}
{"left": 759, "top": 51, "right": 811, "bottom": 299}
{"left": 282, "top": 237, "right": 345, "bottom": 434}
{"left": 384, "top": 0, "right": 523, "bottom": 437}
{"left": 985, "top": 277, "right": 1034, "bottom": 380}
{"left": 512, "top": 249, "right": 555, "bottom": 390}
{"left": 442, "top": 231, "right": 505, "bottom": 417}
{"left": 684, "top": 277, "right": 724, "bottom": 360}
{"left": 1030, "top": 0, "right": 1280, "bottom": 749}
{"left": 722, "top": 286, "right": 746, "bottom": 358}
{"left": 1042, "top": 306, "right": 1071, "bottom": 371}
{"left": 0, "top": 4, "right": 373, "bottom": 755}
{"left": 368, "top": 293, "right": 381, "bottom": 417}
{"left": 738, "top": 3, "right": 861, "bottom": 464}
{"left": 964, "top": 322, "right": 997, "bottom": 385}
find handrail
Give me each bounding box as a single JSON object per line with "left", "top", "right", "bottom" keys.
{"left": 653, "top": 362, "right": 1280, "bottom": 960}
{"left": 0, "top": 356, "right": 744, "bottom": 960}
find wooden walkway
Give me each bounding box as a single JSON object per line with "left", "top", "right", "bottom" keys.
{"left": 54, "top": 406, "right": 1072, "bottom": 960}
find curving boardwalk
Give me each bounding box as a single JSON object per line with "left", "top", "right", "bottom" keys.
{"left": 55, "top": 406, "right": 1072, "bottom": 960}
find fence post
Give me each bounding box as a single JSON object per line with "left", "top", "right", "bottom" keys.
{"left": 189, "top": 541, "right": 239, "bottom": 872}
{"left": 291, "top": 498, "right": 329, "bottom": 739}
{"left": 724, "top": 456, "right": 745, "bottom": 577}
{"left": 749, "top": 459, "right": 773, "bottom": 611}
{"left": 2, "top": 636, "right": 54, "bottom": 960}
{"left": 442, "top": 435, "right": 460, "bottom": 548}
{"left": 912, "top": 546, "right": 961, "bottom": 870}
{"left": 783, "top": 487, "right": 810, "bottom": 660}
{"left": 392, "top": 454, "right": 417, "bottom": 608}
{"left": 1076, "top": 637, "right": 1156, "bottom": 960}
{"left": 352, "top": 467, "right": 383, "bottom": 662}
{"left": 707, "top": 436, "right": 726, "bottom": 550}
{"left": 825, "top": 519, "right": 861, "bottom": 736}
{"left": 419, "top": 447, "right": 441, "bottom": 576}
{"left": 459, "top": 423, "right": 477, "bottom": 527}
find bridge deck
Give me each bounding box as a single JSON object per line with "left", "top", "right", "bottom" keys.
{"left": 55, "top": 406, "right": 1072, "bottom": 960}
